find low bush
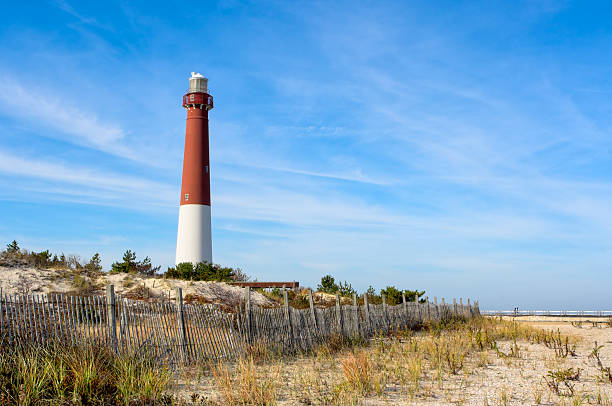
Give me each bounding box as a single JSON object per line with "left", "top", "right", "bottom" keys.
{"left": 317, "top": 274, "right": 339, "bottom": 294}
{"left": 317, "top": 275, "right": 356, "bottom": 297}
{"left": 110, "top": 250, "right": 160, "bottom": 276}
{"left": 380, "top": 286, "right": 425, "bottom": 305}
{"left": 164, "top": 261, "right": 244, "bottom": 282}
{"left": 0, "top": 241, "right": 100, "bottom": 273}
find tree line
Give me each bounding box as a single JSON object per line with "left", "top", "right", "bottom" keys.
{"left": 1, "top": 241, "right": 425, "bottom": 299}
{"left": 317, "top": 274, "right": 425, "bottom": 305}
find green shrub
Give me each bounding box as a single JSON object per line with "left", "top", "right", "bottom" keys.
{"left": 290, "top": 292, "right": 310, "bottom": 309}
{"left": 164, "top": 261, "right": 238, "bottom": 282}
{"left": 31, "top": 250, "right": 52, "bottom": 269}
{"left": 317, "top": 275, "right": 356, "bottom": 297}
{"left": 0, "top": 241, "right": 80, "bottom": 271}
{"left": 72, "top": 275, "right": 98, "bottom": 295}
{"left": 365, "top": 286, "right": 382, "bottom": 304}
{"left": 6, "top": 240, "right": 19, "bottom": 254}
{"left": 380, "top": 286, "right": 425, "bottom": 305}
{"left": 110, "top": 250, "right": 160, "bottom": 276}
{"left": 110, "top": 250, "right": 136, "bottom": 274}
{"left": 84, "top": 253, "right": 102, "bottom": 277}
{"left": 338, "top": 281, "right": 356, "bottom": 297}
{"left": 317, "top": 275, "right": 338, "bottom": 294}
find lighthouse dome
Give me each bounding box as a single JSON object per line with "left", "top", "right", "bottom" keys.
{"left": 188, "top": 72, "right": 208, "bottom": 94}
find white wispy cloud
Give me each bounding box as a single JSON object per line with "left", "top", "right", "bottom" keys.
{"left": 0, "top": 76, "right": 167, "bottom": 165}
{"left": 226, "top": 162, "right": 391, "bottom": 186}
{"left": 0, "top": 149, "right": 175, "bottom": 210}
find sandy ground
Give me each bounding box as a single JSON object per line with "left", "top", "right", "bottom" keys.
{"left": 397, "top": 321, "right": 612, "bottom": 405}
{"left": 0, "top": 265, "right": 274, "bottom": 306}
{"left": 174, "top": 320, "right": 612, "bottom": 405}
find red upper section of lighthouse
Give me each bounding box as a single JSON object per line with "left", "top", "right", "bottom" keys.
{"left": 179, "top": 80, "right": 213, "bottom": 207}
{"left": 182, "top": 92, "right": 214, "bottom": 110}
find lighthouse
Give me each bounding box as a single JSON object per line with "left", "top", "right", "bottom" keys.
{"left": 175, "top": 72, "right": 214, "bottom": 265}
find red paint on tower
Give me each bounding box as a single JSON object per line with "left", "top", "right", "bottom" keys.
{"left": 179, "top": 82, "right": 213, "bottom": 206}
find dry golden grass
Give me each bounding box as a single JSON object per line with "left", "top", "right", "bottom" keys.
{"left": 173, "top": 317, "right": 612, "bottom": 405}
{"left": 212, "top": 356, "right": 279, "bottom": 406}
{"left": 340, "top": 350, "right": 371, "bottom": 395}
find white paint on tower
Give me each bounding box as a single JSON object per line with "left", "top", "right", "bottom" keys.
{"left": 176, "top": 204, "right": 212, "bottom": 264}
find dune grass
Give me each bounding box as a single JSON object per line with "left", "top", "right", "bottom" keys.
{"left": 176, "top": 317, "right": 596, "bottom": 405}
{"left": 0, "top": 342, "right": 172, "bottom": 405}
{"left": 0, "top": 317, "right": 596, "bottom": 405}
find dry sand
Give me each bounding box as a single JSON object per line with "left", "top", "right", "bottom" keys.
{"left": 397, "top": 321, "right": 612, "bottom": 405}
{"left": 175, "top": 320, "right": 612, "bottom": 405}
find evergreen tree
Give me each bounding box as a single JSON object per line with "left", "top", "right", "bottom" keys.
{"left": 110, "top": 250, "right": 161, "bottom": 276}
{"left": 85, "top": 253, "right": 103, "bottom": 275}
{"left": 317, "top": 275, "right": 338, "bottom": 294}
{"left": 31, "top": 250, "right": 52, "bottom": 269}
{"left": 337, "top": 281, "right": 356, "bottom": 297}
{"left": 365, "top": 285, "right": 382, "bottom": 304}
{"left": 6, "top": 240, "right": 19, "bottom": 254}
{"left": 134, "top": 256, "right": 161, "bottom": 276}
{"left": 110, "top": 250, "right": 137, "bottom": 274}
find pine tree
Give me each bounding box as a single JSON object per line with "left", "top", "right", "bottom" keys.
{"left": 317, "top": 275, "right": 338, "bottom": 294}
{"left": 6, "top": 240, "right": 19, "bottom": 253}
{"left": 110, "top": 250, "right": 136, "bottom": 274}
{"left": 110, "top": 250, "right": 160, "bottom": 276}
{"left": 85, "top": 253, "right": 103, "bottom": 276}
{"left": 134, "top": 256, "right": 161, "bottom": 276}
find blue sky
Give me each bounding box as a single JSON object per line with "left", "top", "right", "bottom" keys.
{"left": 1, "top": 1, "right": 611, "bottom": 309}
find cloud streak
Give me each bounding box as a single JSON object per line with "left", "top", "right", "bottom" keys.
{"left": 0, "top": 149, "right": 175, "bottom": 210}
{"left": 0, "top": 76, "right": 162, "bottom": 165}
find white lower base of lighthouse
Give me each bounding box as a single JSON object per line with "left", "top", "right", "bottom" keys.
{"left": 175, "top": 204, "right": 212, "bottom": 265}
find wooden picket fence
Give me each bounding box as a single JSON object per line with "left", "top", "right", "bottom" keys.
{"left": 0, "top": 286, "right": 479, "bottom": 363}
{"left": 238, "top": 289, "right": 480, "bottom": 353}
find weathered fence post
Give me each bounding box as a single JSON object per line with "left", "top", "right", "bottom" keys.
{"left": 283, "top": 289, "right": 294, "bottom": 349}
{"left": 175, "top": 288, "right": 187, "bottom": 362}
{"left": 363, "top": 293, "right": 371, "bottom": 334}
{"left": 460, "top": 298, "right": 463, "bottom": 317}
{"left": 425, "top": 296, "right": 430, "bottom": 322}
{"left": 382, "top": 294, "right": 388, "bottom": 330}
{"left": 453, "top": 298, "right": 457, "bottom": 317}
{"left": 414, "top": 294, "right": 420, "bottom": 324}
{"left": 308, "top": 289, "right": 317, "bottom": 331}
{"left": 401, "top": 292, "right": 408, "bottom": 328}
{"left": 442, "top": 297, "right": 446, "bottom": 319}
{"left": 352, "top": 293, "right": 361, "bottom": 337}
{"left": 335, "top": 293, "right": 343, "bottom": 336}
{"left": 244, "top": 287, "right": 252, "bottom": 345}
{"left": 106, "top": 285, "right": 118, "bottom": 352}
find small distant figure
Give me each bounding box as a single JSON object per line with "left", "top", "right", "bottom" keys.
{"left": 513, "top": 307, "right": 519, "bottom": 316}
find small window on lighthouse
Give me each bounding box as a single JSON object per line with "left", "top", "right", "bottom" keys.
{"left": 205, "top": 165, "right": 209, "bottom": 173}
{"left": 189, "top": 94, "right": 194, "bottom": 101}
{"left": 184, "top": 193, "right": 189, "bottom": 201}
